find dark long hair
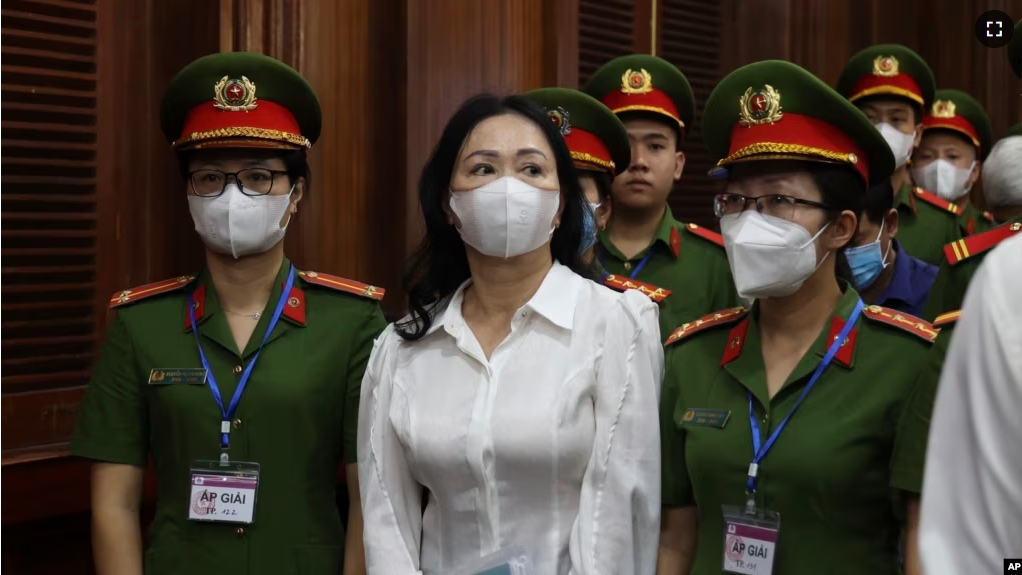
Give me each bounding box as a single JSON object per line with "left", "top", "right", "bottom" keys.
{"left": 396, "top": 94, "right": 590, "bottom": 341}
{"left": 810, "top": 164, "right": 866, "bottom": 287}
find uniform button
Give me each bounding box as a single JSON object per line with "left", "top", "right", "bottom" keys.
{"left": 233, "top": 365, "right": 243, "bottom": 375}
{"left": 236, "top": 527, "right": 245, "bottom": 537}
{"left": 233, "top": 419, "right": 242, "bottom": 430}
{"left": 623, "top": 261, "right": 633, "bottom": 270}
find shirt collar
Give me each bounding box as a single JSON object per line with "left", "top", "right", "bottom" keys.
{"left": 425, "top": 262, "right": 579, "bottom": 337}
{"left": 877, "top": 241, "right": 918, "bottom": 307}
{"left": 652, "top": 206, "right": 681, "bottom": 258}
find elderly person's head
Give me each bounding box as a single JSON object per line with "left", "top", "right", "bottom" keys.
{"left": 980, "top": 136, "right": 1022, "bottom": 224}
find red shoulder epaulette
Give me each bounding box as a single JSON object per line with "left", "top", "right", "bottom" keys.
{"left": 684, "top": 222, "right": 725, "bottom": 248}
{"left": 913, "top": 187, "right": 961, "bottom": 215}
{"left": 861, "top": 305, "right": 939, "bottom": 342}
{"left": 665, "top": 307, "right": 748, "bottom": 347}
{"left": 603, "top": 274, "right": 671, "bottom": 303}
{"left": 297, "top": 270, "right": 384, "bottom": 301}
{"left": 933, "top": 310, "right": 961, "bottom": 328}
{"left": 109, "top": 275, "right": 196, "bottom": 308}
{"left": 943, "top": 221, "right": 1022, "bottom": 266}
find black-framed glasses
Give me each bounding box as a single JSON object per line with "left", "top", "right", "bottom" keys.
{"left": 713, "top": 192, "right": 834, "bottom": 220}
{"left": 188, "top": 168, "right": 290, "bottom": 197}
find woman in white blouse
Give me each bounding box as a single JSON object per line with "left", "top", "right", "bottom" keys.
{"left": 357, "top": 94, "right": 664, "bottom": 575}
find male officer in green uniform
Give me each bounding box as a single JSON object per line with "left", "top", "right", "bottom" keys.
{"left": 911, "top": 89, "right": 995, "bottom": 236}
{"left": 71, "top": 52, "right": 386, "bottom": 575}
{"left": 837, "top": 45, "right": 959, "bottom": 266}
{"left": 657, "top": 60, "right": 938, "bottom": 575}
{"left": 583, "top": 55, "right": 738, "bottom": 338}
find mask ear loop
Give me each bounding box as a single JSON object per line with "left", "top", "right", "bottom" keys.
{"left": 876, "top": 220, "right": 893, "bottom": 268}
{"left": 963, "top": 160, "right": 978, "bottom": 192}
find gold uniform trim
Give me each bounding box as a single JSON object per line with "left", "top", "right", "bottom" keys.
{"left": 849, "top": 86, "right": 924, "bottom": 106}
{"left": 173, "top": 127, "right": 311, "bottom": 149}
{"left": 718, "top": 143, "right": 859, "bottom": 168}
{"left": 950, "top": 238, "right": 970, "bottom": 262}
{"left": 610, "top": 104, "right": 685, "bottom": 128}
{"left": 571, "top": 151, "right": 615, "bottom": 172}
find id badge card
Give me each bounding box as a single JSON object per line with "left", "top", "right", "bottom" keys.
{"left": 722, "top": 505, "right": 780, "bottom": 575}
{"left": 188, "top": 460, "right": 260, "bottom": 524}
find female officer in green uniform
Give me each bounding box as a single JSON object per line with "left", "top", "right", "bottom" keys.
{"left": 71, "top": 53, "right": 386, "bottom": 575}
{"left": 657, "top": 61, "right": 939, "bottom": 575}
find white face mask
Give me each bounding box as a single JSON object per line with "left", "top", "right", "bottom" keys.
{"left": 911, "top": 159, "right": 976, "bottom": 201}
{"left": 876, "top": 122, "right": 916, "bottom": 169}
{"left": 448, "top": 176, "right": 560, "bottom": 258}
{"left": 720, "top": 211, "right": 831, "bottom": 300}
{"left": 188, "top": 183, "right": 294, "bottom": 259}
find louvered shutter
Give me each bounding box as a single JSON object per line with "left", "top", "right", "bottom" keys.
{"left": 659, "top": 0, "right": 723, "bottom": 230}
{"left": 578, "top": 0, "right": 636, "bottom": 86}
{"left": 2, "top": 0, "right": 98, "bottom": 448}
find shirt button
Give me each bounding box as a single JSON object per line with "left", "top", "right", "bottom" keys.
{"left": 233, "top": 365, "right": 243, "bottom": 375}
{"left": 233, "top": 419, "right": 242, "bottom": 430}
{"left": 624, "top": 261, "right": 633, "bottom": 270}
{"left": 236, "top": 527, "right": 245, "bottom": 537}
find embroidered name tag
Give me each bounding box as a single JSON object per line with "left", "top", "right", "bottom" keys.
{"left": 148, "top": 368, "right": 208, "bottom": 385}
{"left": 681, "top": 408, "right": 731, "bottom": 428}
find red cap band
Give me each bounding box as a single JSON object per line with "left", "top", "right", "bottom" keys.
{"left": 921, "top": 115, "right": 981, "bottom": 149}
{"left": 599, "top": 88, "right": 684, "bottom": 131}
{"left": 849, "top": 73, "right": 924, "bottom": 105}
{"left": 565, "top": 127, "right": 617, "bottom": 174}
{"left": 175, "top": 100, "right": 308, "bottom": 149}
{"left": 724, "top": 113, "right": 870, "bottom": 184}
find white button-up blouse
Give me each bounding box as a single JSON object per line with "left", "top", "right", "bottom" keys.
{"left": 357, "top": 262, "right": 664, "bottom": 575}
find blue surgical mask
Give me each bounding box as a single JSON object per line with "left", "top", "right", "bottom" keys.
{"left": 579, "top": 202, "right": 601, "bottom": 256}
{"left": 846, "top": 222, "right": 891, "bottom": 290}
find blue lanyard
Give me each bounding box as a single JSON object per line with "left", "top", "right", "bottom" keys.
{"left": 745, "top": 299, "right": 864, "bottom": 500}
{"left": 599, "top": 244, "right": 657, "bottom": 279}
{"left": 187, "top": 265, "right": 295, "bottom": 452}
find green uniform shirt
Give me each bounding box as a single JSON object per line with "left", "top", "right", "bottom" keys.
{"left": 597, "top": 207, "right": 739, "bottom": 339}
{"left": 661, "top": 287, "right": 938, "bottom": 575}
{"left": 921, "top": 215, "right": 1022, "bottom": 321}
{"left": 895, "top": 184, "right": 965, "bottom": 266}
{"left": 71, "top": 259, "right": 387, "bottom": 575}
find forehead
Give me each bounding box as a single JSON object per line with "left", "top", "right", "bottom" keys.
{"left": 918, "top": 130, "right": 974, "bottom": 151}
{"left": 728, "top": 162, "right": 820, "bottom": 194}
{"left": 621, "top": 116, "right": 673, "bottom": 139}
{"left": 459, "top": 113, "right": 551, "bottom": 157}
{"left": 187, "top": 149, "right": 287, "bottom": 168}
{"left": 857, "top": 98, "right": 915, "bottom": 116}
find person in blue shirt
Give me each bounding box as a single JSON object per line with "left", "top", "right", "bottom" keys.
{"left": 846, "top": 179, "right": 938, "bottom": 317}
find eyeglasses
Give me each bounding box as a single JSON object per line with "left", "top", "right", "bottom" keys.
{"left": 713, "top": 192, "right": 834, "bottom": 220}
{"left": 188, "top": 168, "right": 290, "bottom": 197}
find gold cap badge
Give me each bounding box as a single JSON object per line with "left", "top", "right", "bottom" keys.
{"left": 547, "top": 106, "right": 572, "bottom": 136}
{"left": 620, "top": 68, "right": 653, "bottom": 95}
{"left": 872, "top": 55, "right": 899, "bottom": 77}
{"left": 931, "top": 99, "right": 956, "bottom": 118}
{"left": 213, "top": 75, "right": 258, "bottom": 112}
{"left": 738, "top": 85, "right": 783, "bottom": 126}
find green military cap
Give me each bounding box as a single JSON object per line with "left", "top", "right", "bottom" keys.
{"left": 921, "top": 89, "right": 993, "bottom": 159}
{"left": 1006, "top": 122, "right": 1022, "bottom": 138}
{"left": 836, "top": 44, "right": 936, "bottom": 109}
{"left": 524, "top": 88, "right": 631, "bottom": 176}
{"left": 1010, "top": 19, "right": 1022, "bottom": 78}
{"left": 703, "top": 60, "right": 894, "bottom": 187}
{"left": 582, "top": 54, "right": 695, "bottom": 137}
{"left": 160, "top": 52, "right": 322, "bottom": 151}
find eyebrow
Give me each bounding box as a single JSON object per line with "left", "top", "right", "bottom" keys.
{"left": 465, "top": 148, "right": 548, "bottom": 161}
